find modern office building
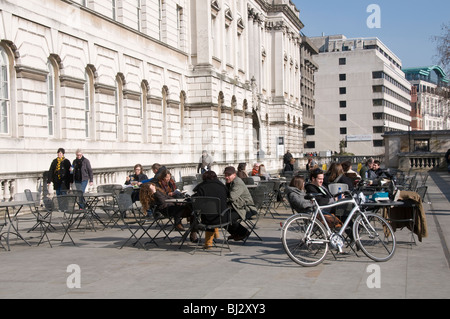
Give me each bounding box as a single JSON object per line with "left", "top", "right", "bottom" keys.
{"left": 305, "top": 35, "right": 412, "bottom": 156}
{"left": 403, "top": 66, "right": 449, "bottom": 131}
{"left": 0, "top": 0, "right": 312, "bottom": 196}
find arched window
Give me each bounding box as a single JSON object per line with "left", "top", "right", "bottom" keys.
{"left": 115, "top": 74, "right": 124, "bottom": 140}
{"left": 84, "top": 68, "right": 94, "bottom": 139}
{"left": 47, "top": 59, "right": 57, "bottom": 136}
{"left": 141, "top": 81, "right": 149, "bottom": 143}
{"left": 0, "top": 46, "right": 10, "bottom": 134}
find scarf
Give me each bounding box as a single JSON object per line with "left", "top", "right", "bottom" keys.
{"left": 55, "top": 157, "right": 64, "bottom": 180}
{"left": 73, "top": 157, "right": 84, "bottom": 182}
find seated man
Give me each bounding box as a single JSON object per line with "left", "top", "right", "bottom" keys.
{"left": 305, "top": 168, "right": 335, "bottom": 207}
{"left": 223, "top": 166, "right": 257, "bottom": 241}
{"left": 141, "top": 163, "right": 167, "bottom": 184}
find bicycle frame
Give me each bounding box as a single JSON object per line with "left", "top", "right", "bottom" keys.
{"left": 309, "top": 196, "right": 358, "bottom": 238}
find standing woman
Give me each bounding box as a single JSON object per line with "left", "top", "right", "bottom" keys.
{"left": 47, "top": 148, "right": 72, "bottom": 195}
{"left": 72, "top": 149, "right": 94, "bottom": 194}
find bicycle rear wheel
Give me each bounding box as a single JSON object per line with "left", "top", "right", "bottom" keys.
{"left": 281, "top": 214, "right": 328, "bottom": 267}
{"left": 353, "top": 213, "right": 396, "bottom": 262}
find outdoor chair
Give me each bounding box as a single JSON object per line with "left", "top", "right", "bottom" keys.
{"left": 0, "top": 218, "right": 7, "bottom": 250}
{"left": 327, "top": 183, "right": 349, "bottom": 196}
{"left": 143, "top": 204, "right": 184, "bottom": 247}
{"left": 244, "top": 186, "right": 265, "bottom": 243}
{"left": 96, "top": 184, "right": 123, "bottom": 227}
{"left": 242, "top": 177, "right": 255, "bottom": 185}
{"left": 257, "top": 181, "right": 278, "bottom": 218}
{"left": 185, "top": 196, "right": 232, "bottom": 255}
{"left": 117, "top": 191, "right": 152, "bottom": 250}
{"left": 36, "top": 195, "right": 84, "bottom": 247}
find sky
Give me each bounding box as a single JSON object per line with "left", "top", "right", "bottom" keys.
{"left": 292, "top": 0, "right": 450, "bottom": 70}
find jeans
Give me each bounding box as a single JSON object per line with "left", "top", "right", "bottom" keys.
{"left": 74, "top": 180, "right": 89, "bottom": 193}
{"left": 74, "top": 180, "right": 89, "bottom": 208}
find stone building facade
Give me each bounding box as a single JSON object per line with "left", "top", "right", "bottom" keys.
{"left": 0, "top": 0, "right": 309, "bottom": 194}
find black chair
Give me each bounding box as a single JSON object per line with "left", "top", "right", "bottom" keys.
{"left": 36, "top": 195, "right": 83, "bottom": 247}
{"left": 244, "top": 187, "right": 265, "bottom": 243}
{"left": 117, "top": 192, "right": 152, "bottom": 250}
{"left": 187, "top": 196, "right": 232, "bottom": 255}
{"left": 258, "top": 181, "right": 278, "bottom": 218}
{"left": 242, "top": 177, "right": 255, "bottom": 185}
{"left": 0, "top": 218, "right": 7, "bottom": 251}
{"left": 96, "top": 184, "right": 123, "bottom": 227}
{"left": 144, "top": 204, "right": 183, "bottom": 247}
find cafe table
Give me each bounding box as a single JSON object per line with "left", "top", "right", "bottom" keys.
{"left": 0, "top": 200, "right": 35, "bottom": 250}
{"left": 83, "top": 192, "right": 117, "bottom": 229}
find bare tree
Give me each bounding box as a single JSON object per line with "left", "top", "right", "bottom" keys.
{"left": 433, "top": 23, "right": 450, "bottom": 75}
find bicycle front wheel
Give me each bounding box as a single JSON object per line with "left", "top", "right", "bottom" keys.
{"left": 281, "top": 214, "right": 328, "bottom": 267}
{"left": 353, "top": 213, "right": 396, "bottom": 262}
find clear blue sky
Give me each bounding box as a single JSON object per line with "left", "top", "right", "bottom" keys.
{"left": 292, "top": 0, "right": 450, "bottom": 69}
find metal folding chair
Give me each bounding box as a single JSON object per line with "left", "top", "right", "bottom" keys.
{"left": 117, "top": 192, "right": 153, "bottom": 250}
{"left": 36, "top": 195, "right": 82, "bottom": 247}
{"left": 258, "top": 181, "right": 278, "bottom": 218}
{"left": 183, "top": 196, "right": 232, "bottom": 255}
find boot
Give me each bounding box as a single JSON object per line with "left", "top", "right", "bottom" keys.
{"left": 204, "top": 231, "right": 215, "bottom": 249}
{"left": 214, "top": 228, "right": 220, "bottom": 239}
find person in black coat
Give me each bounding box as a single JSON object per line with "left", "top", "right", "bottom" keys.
{"left": 192, "top": 171, "right": 230, "bottom": 247}
{"left": 47, "top": 148, "right": 73, "bottom": 195}
{"left": 305, "top": 168, "right": 335, "bottom": 207}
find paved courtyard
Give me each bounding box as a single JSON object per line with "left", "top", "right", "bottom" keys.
{"left": 1, "top": 172, "right": 449, "bottom": 301}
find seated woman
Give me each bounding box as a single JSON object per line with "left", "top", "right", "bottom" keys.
{"left": 192, "top": 171, "right": 229, "bottom": 248}
{"left": 139, "top": 182, "right": 190, "bottom": 232}
{"left": 251, "top": 163, "right": 260, "bottom": 176}
{"left": 237, "top": 163, "right": 248, "bottom": 179}
{"left": 323, "top": 162, "right": 354, "bottom": 191}
{"left": 258, "top": 164, "right": 271, "bottom": 180}
{"left": 125, "top": 164, "right": 148, "bottom": 202}
{"left": 285, "top": 175, "right": 314, "bottom": 214}
{"left": 157, "top": 169, "right": 182, "bottom": 198}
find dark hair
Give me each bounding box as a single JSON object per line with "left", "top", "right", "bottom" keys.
{"left": 310, "top": 168, "right": 323, "bottom": 179}
{"left": 237, "top": 163, "right": 246, "bottom": 171}
{"left": 157, "top": 169, "right": 171, "bottom": 182}
{"left": 223, "top": 166, "right": 236, "bottom": 175}
{"left": 202, "top": 170, "right": 218, "bottom": 181}
{"left": 341, "top": 161, "right": 351, "bottom": 172}
{"left": 57, "top": 148, "right": 65, "bottom": 154}
{"left": 289, "top": 175, "right": 305, "bottom": 190}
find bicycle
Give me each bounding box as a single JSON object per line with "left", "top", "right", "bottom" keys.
{"left": 281, "top": 191, "right": 396, "bottom": 267}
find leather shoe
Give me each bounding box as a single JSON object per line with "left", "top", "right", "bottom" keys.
{"left": 190, "top": 232, "right": 199, "bottom": 243}
{"left": 233, "top": 231, "right": 250, "bottom": 241}
{"left": 175, "top": 223, "right": 185, "bottom": 231}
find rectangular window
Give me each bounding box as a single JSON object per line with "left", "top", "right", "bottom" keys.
{"left": 339, "top": 58, "right": 346, "bottom": 65}
{"left": 372, "top": 71, "right": 383, "bottom": 79}
{"left": 373, "top": 140, "right": 384, "bottom": 147}
{"left": 414, "top": 139, "right": 430, "bottom": 152}
{"left": 339, "top": 114, "right": 347, "bottom": 121}
{"left": 373, "top": 126, "right": 383, "bottom": 133}
{"left": 339, "top": 74, "right": 346, "bottom": 81}
{"left": 339, "top": 87, "right": 346, "bottom": 94}
{"left": 340, "top": 127, "right": 347, "bottom": 134}
{"left": 339, "top": 100, "right": 347, "bottom": 108}
{"left": 305, "top": 141, "right": 315, "bottom": 149}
